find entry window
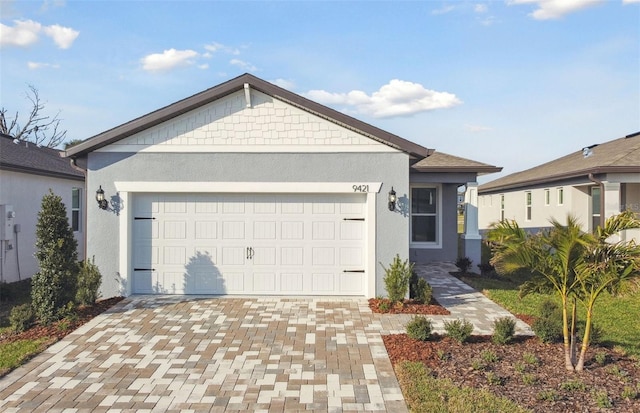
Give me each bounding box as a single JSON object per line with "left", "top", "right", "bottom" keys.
{"left": 525, "top": 192, "right": 532, "bottom": 221}
{"left": 72, "top": 188, "right": 81, "bottom": 232}
{"left": 591, "top": 186, "right": 601, "bottom": 232}
{"left": 545, "top": 189, "right": 550, "bottom": 206}
{"left": 557, "top": 188, "right": 564, "bottom": 206}
{"left": 500, "top": 194, "right": 505, "bottom": 221}
{"left": 411, "top": 187, "right": 438, "bottom": 243}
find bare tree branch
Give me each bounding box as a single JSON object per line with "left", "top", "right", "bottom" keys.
{"left": 0, "top": 85, "right": 67, "bottom": 148}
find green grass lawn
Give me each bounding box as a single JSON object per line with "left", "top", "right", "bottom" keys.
{"left": 461, "top": 272, "right": 640, "bottom": 356}
{"left": 0, "top": 337, "right": 52, "bottom": 376}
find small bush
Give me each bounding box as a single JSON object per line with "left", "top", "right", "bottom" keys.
{"left": 532, "top": 300, "right": 563, "bottom": 343}
{"left": 492, "top": 317, "right": 516, "bottom": 344}
{"left": 455, "top": 257, "right": 472, "bottom": 273}
{"left": 621, "top": 386, "right": 638, "bottom": 400}
{"left": 406, "top": 316, "right": 433, "bottom": 341}
{"left": 9, "top": 303, "right": 35, "bottom": 333}
{"left": 523, "top": 351, "right": 540, "bottom": 366}
{"left": 537, "top": 389, "right": 560, "bottom": 401}
{"left": 481, "top": 350, "right": 499, "bottom": 363}
{"left": 521, "top": 373, "right": 537, "bottom": 386}
{"left": 381, "top": 254, "right": 413, "bottom": 303}
{"left": 594, "top": 351, "right": 608, "bottom": 365}
{"left": 413, "top": 278, "right": 432, "bottom": 304}
{"left": 485, "top": 371, "right": 505, "bottom": 386}
{"left": 477, "top": 262, "right": 494, "bottom": 276}
{"left": 444, "top": 318, "right": 474, "bottom": 343}
{"left": 592, "top": 390, "right": 612, "bottom": 408}
{"left": 76, "top": 257, "right": 102, "bottom": 306}
{"left": 378, "top": 300, "right": 391, "bottom": 313}
{"left": 514, "top": 361, "right": 526, "bottom": 373}
{"left": 471, "top": 359, "right": 486, "bottom": 371}
{"left": 561, "top": 379, "right": 587, "bottom": 392}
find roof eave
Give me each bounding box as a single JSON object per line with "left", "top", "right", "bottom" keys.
{"left": 65, "top": 73, "right": 431, "bottom": 159}
{"left": 0, "top": 163, "right": 85, "bottom": 181}
{"left": 479, "top": 166, "right": 640, "bottom": 194}
{"left": 412, "top": 166, "right": 503, "bottom": 174}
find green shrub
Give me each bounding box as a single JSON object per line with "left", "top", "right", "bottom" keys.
{"left": 378, "top": 300, "right": 391, "bottom": 313}
{"left": 523, "top": 351, "right": 540, "bottom": 366}
{"left": 594, "top": 351, "right": 608, "bottom": 365}
{"left": 414, "top": 279, "right": 432, "bottom": 304}
{"left": 532, "top": 299, "right": 563, "bottom": 343}
{"left": 537, "top": 389, "right": 560, "bottom": 401}
{"left": 406, "top": 316, "right": 433, "bottom": 341}
{"left": 444, "top": 318, "right": 474, "bottom": 343}
{"left": 455, "top": 257, "right": 472, "bottom": 273}
{"left": 560, "top": 379, "right": 587, "bottom": 392}
{"left": 621, "top": 385, "right": 638, "bottom": 400}
{"left": 9, "top": 303, "right": 35, "bottom": 333}
{"left": 485, "top": 371, "right": 505, "bottom": 386}
{"left": 381, "top": 254, "right": 413, "bottom": 303}
{"left": 492, "top": 317, "right": 516, "bottom": 344}
{"left": 76, "top": 257, "right": 102, "bottom": 306}
{"left": 481, "top": 350, "right": 499, "bottom": 363}
{"left": 31, "top": 190, "right": 79, "bottom": 325}
{"left": 521, "top": 373, "right": 537, "bottom": 385}
{"left": 592, "top": 390, "right": 612, "bottom": 408}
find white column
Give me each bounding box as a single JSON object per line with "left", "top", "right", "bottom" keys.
{"left": 461, "top": 182, "right": 481, "bottom": 269}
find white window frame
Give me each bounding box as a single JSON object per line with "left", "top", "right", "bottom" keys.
{"left": 544, "top": 189, "right": 550, "bottom": 206}
{"left": 525, "top": 191, "right": 532, "bottom": 221}
{"left": 409, "top": 184, "right": 442, "bottom": 249}
{"left": 72, "top": 187, "right": 82, "bottom": 232}
{"left": 557, "top": 187, "right": 564, "bottom": 206}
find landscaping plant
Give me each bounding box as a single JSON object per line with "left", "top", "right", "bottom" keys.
{"left": 492, "top": 317, "right": 516, "bottom": 345}
{"left": 455, "top": 256, "right": 473, "bottom": 274}
{"left": 406, "top": 316, "right": 433, "bottom": 341}
{"left": 486, "top": 211, "right": 640, "bottom": 371}
{"left": 381, "top": 254, "right": 413, "bottom": 303}
{"left": 76, "top": 257, "right": 102, "bottom": 306}
{"left": 31, "top": 190, "right": 79, "bottom": 325}
{"left": 444, "top": 318, "right": 474, "bottom": 343}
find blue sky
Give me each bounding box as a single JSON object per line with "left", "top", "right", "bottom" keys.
{"left": 1, "top": 0, "right": 639, "bottom": 182}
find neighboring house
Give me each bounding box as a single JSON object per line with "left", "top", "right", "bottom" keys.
{"left": 0, "top": 133, "right": 85, "bottom": 283}
{"left": 478, "top": 131, "right": 640, "bottom": 243}
{"left": 65, "top": 73, "right": 500, "bottom": 298}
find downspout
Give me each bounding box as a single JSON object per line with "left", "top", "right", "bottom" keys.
{"left": 70, "top": 158, "right": 88, "bottom": 259}
{"left": 588, "top": 173, "right": 605, "bottom": 228}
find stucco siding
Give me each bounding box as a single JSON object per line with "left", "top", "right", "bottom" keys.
{"left": 87, "top": 151, "right": 409, "bottom": 298}
{"left": 0, "top": 171, "right": 85, "bottom": 283}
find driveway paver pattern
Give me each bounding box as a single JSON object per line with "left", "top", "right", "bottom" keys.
{"left": 0, "top": 263, "right": 531, "bottom": 412}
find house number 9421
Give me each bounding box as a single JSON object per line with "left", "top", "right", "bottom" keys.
{"left": 352, "top": 184, "right": 369, "bottom": 193}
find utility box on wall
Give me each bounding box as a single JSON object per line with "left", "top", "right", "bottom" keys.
{"left": 0, "top": 205, "right": 15, "bottom": 241}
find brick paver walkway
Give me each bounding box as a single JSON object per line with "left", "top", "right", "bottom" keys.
{"left": 0, "top": 263, "right": 531, "bottom": 412}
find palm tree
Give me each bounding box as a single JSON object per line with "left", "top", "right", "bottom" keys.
{"left": 574, "top": 210, "right": 640, "bottom": 370}
{"left": 486, "top": 216, "right": 590, "bottom": 371}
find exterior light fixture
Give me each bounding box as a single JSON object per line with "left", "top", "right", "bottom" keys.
{"left": 96, "top": 186, "right": 108, "bottom": 210}
{"left": 388, "top": 187, "right": 397, "bottom": 211}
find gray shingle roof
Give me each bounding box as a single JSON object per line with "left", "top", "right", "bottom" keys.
{"left": 411, "top": 151, "right": 501, "bottom": 174}
{"left": 479, "top": 132, "right": 640, "bottom": 193}
{"left": 0, "top": 133, "right": 84, "bottom": 180}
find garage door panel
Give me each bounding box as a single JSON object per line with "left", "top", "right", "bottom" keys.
{"left": 281, "top": 247, "right": 303, "bottom": 265}
{"left": 281, "top": 221, "right": 303, "bottom": 239}
{"left": 280, "top": 273, "right": 304, "bottom": 292}
{"left": 312, "top": 273, "right": 335, "bottom": 292}
{"left": 164, "top": 221, "right": 187, "bottom": 239}
{"left": 222, "top": 221, "right": 245, "bottom": 239}
{"left": 132, "top": 193, "right": 366, "bottom": 295}
{"left": 253, "top": 221, "right": 276, "bottom": 239}
{"left": 222, "top": 247, "right": 246, "bottom": 265}
{"left": 312, "top": 221, "right": 335, "bottom": 240}
{"left": 312, "top": 247, "right": 335, "bottom": 265}
{"left": 195, "top": 221, "right": 218, "bottom": 239}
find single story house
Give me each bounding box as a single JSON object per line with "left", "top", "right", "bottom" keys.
{"left": 65, "top": 73, "right": 500, "bottom": 298}
{"left": 0, "top": 133, "right": 85, "bottom": 283}
{"left": 478, "top": 131, "right": 640, "bottom": 242}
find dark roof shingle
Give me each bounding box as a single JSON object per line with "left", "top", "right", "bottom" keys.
{"left": 479, "top": 132, "right": 640, "bottom": 193}
{"left": 0, "top": 134, "right": 84, "bottom": 180}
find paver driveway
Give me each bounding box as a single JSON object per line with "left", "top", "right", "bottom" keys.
{"left": 0, "top": 296, "right": 411, "bottom": 412}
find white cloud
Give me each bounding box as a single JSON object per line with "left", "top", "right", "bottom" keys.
{"left": 0, "top": 20, "right": 42, "bottom": 47}
{"left": 0, "top": 19, "right": 79, "bottom": 48}
{"left": 305, "top": 79, "right": 462, "bottom": 118}
{"left": 43, "top": 24, "right": 79, "bottom": 49}
{"left": 475, "top": 4, "right": 488, "bottom": 13}
{"left": 623, "top": 0, "right": 639, "bottom": 3}
{"left": 431, "top": 5, "right": 456, "bottom": 15}
{"left": 141, "top": 48, "right": 199, "bottom": 72}
{"left": 27, "top": 61, "right": 60, "bottom": 70}
{"left": 465, "top": 124, "right": 493, "bottom": 133}
{"left": 230, "top": 58, "right": 257, "bottom": 72}
{"left": 204, "top": 42, "right": 240, "bottom": 55}
{"left": 197, "top": 63, "right": 209, "bottom": 70}
{"left": 508, "top": 0, "right": 605, "bottom": 20}
{"left": 270, "top": 78, "right": 296, "bottom": 90}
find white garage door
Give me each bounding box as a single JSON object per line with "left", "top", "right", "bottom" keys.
{"left": 131, "top": 193, "right": 367, "bottom": 295}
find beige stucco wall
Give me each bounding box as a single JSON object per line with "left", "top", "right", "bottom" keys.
{"left": 0, "top": 170, "right": 85, "bottom": 283}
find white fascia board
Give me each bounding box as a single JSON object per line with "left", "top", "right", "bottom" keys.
{"left": 97, "top": 144, "right": 398, "bottom": 153}
{"left": 115, "top": 181, "right": 383, "bottom": 194}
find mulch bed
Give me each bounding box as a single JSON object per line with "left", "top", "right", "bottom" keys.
{"left": 368, "top": 298, "right": 450, "bottom": 315}
{"left": 383, "top": 333, "right": 640, "bottom": 412}
{"left": 0, "top": 296, "right": 124, "bottom": 345}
